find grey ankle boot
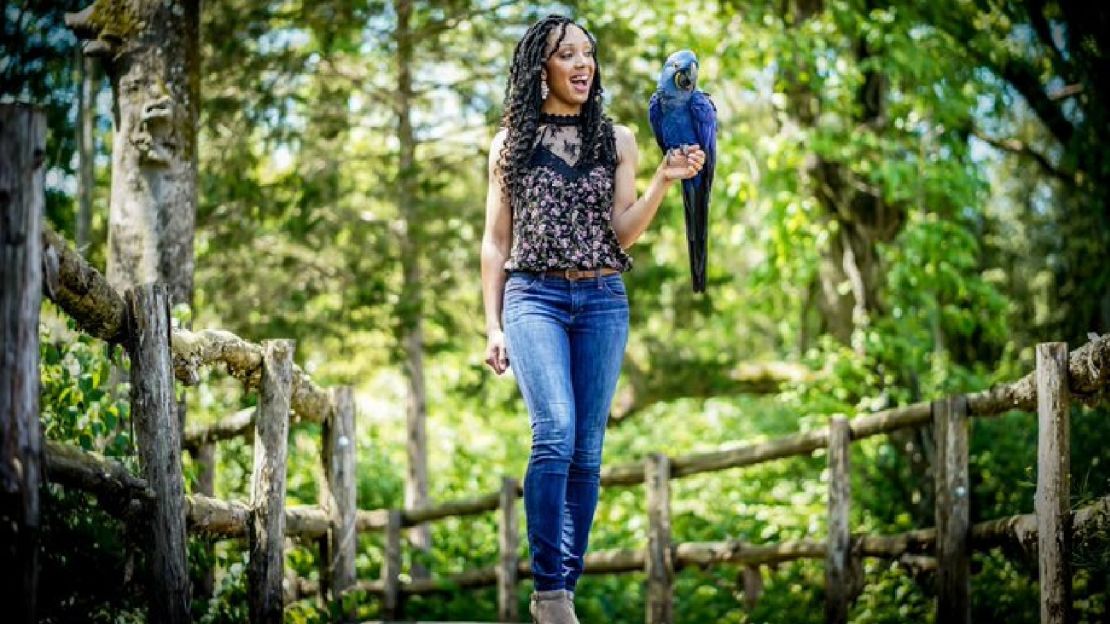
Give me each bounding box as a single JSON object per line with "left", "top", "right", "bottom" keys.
{"left": 565, "top": 590, "right": 580, "bottom": 624}
{"left": 529, "top": 589, "right": 576, "bottom": 624}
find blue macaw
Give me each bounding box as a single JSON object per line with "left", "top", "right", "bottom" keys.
{"left": 648, "top": 49, "right": 717, "bottom": 293}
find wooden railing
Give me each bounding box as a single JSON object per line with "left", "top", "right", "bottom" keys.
{"left": 4, "top": 104, "right": 1109, "bottom": 624}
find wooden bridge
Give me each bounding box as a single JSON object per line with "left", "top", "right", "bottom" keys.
{"left": 4, "top": 104, "right": 1109, "bottom": 623}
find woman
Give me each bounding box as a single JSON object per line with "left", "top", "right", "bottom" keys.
{"left": 479, "top": 14, "right": 705, "bottom": 623}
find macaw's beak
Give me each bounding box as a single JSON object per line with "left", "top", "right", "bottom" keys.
{"left": 673, "top": 64, "right": 697, "bottom": 90}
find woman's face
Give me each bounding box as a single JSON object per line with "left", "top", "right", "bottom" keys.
{"left": 543, "top": 24, "right": 595, "bottom": 108}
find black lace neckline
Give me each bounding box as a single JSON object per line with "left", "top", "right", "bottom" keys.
{"left": 539, "top": 111, "right": 582, "bottom": 126}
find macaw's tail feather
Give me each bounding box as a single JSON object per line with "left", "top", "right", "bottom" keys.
{"left": 681, "top": 177, "right": 709, "bottom": 293}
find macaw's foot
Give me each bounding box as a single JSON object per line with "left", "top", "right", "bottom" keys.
{"left": 530, "top": 589, "right": 577, "bottom": 624}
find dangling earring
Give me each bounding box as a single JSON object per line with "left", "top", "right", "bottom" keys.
{"left": 540, "top": 73, "right": 549, "bottom": 99}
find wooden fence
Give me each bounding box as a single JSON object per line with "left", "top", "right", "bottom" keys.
{"left": 4, "top": 103, "right": 1110, "bottom": 624}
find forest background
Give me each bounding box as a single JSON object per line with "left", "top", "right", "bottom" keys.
{"left": 3, "top": 0, "right": 1109, "bottom": 622}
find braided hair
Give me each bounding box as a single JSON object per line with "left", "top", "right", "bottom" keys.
{"left": 496, "top": 15, "right": 618, "bottom": 213}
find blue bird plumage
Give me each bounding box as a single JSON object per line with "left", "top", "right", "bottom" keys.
{"left": 648, "top": 49, "right": 717, "bottom": 292}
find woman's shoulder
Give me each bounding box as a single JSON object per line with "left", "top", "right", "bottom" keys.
{"left": 612, "top": 124, "right": 636, "bottom": 164}
{"left": 490, "top": 127, "right": 509, "bottom": 150}
{"left": 488, "top": 127, "right": 509, "bottom": 172}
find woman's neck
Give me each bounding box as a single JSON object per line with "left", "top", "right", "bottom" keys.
{"left": 541, "top": 101, "right": 582, "bottom": 116}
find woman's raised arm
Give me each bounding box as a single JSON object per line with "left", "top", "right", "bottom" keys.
{"left": 610, "top": 124, "right": 705, "bottom": 248}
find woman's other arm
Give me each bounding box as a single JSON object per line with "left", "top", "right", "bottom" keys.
{"left": 481, "top": 129, "right": 512, "bottom": 374}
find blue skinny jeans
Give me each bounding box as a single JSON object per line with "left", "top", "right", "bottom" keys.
{"left": 502, "top": 270, "right": 629, "bottom": 592}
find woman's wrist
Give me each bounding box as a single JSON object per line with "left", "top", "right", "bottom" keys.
{"left": 654, "top": 160, "right": 676, "bottom": 189}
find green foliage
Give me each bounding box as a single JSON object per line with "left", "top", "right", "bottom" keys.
{"left": 850, "top": 560, "right": 933, "bottom": 624}
{"left": 18, "top": 0, "right": 1110, "bottom": 620}
{"left": 195, "top": 548, "right": 250, "bottom": 623}
{"left": 40, "top": 310, "right": 133, "bottom": 460}
{"left": 37, "top": 311, "right": 143, "bottom": 621}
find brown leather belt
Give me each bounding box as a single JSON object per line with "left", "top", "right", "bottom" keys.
{"left": 543, "top": 267, "right": 620, "bottom": 280}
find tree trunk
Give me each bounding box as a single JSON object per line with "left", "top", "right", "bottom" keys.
{"left": 0, "top": 103, "right": 47, "bottom": 624}
{"left": 781, "top": 0, "right": 932, "bottom": 523}
{"left": 924, "top": 3, "right": 1110, "bottom": 345}
{"left": 66, "top": 0, "right": 201, "bottom": 558}
{"left": 394, "top": 0, "right": 432, "bottom": 566}
{"left": 65, "top": 0, "right": 200, "bottom": 308}
{"left": 76, "top": 52, "right": 97, "bottom": 255}
{"left": 778, "top": 0, "right": 902, "bottom": 347}
{"left": 810, "top": 7, "right": 901, "bottom": 347}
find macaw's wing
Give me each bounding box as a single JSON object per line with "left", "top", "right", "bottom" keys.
{"left": 690, "top": 90, "right": 717, "bottom": 192}
{"left": 685, "top": 91, "right": 717, "bottom": 293}
{"left": 648, "top": 91, "right": 666, "bottom": 154}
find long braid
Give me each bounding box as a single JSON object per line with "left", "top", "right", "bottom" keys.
{"left": 497, "top": 15, "right": 619, "bottom": 214}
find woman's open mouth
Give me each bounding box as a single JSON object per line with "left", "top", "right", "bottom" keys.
{"left": 569, "top": 74, "right": 590, "bottom": 94}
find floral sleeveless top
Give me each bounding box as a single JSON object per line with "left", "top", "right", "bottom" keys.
{"left": 503, "top": 112, "right": 633, "bottom": 273}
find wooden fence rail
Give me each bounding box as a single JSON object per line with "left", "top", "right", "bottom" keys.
{"left": 5, "top": 110, "right": 1109, "bottom": 622}
{"left": 41, "top": 226, "right": 332, "bottom": 424}
{"left": 35, "top": 328, "right": 1110, "bottom": 623}
{"left": 350, "top": 331, "right": 1110, "bottom": 531}
{"left": 301, "top": 492, "right": 1109, "bottom": 602}
{"left": 36, "top": 429, "right": 1110, "bottom": 597}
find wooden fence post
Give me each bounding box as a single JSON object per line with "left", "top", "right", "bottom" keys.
{"left": 248, "top": 339, "right": 294, "bottom": 624}
{"left": 195, "top": 442, "right": 216, "bottom": 600}
{"left": 1036, "top": 342, "right": 1071, "bottom": 624}
{"left": 934, "top": 396, "right": 970, "bottom": 623}
{"left": 0, "top": 103, "right": 47, "bottom": 624}
{"left": 382, "top": 508, "right": 403, "bottom": 621}
{"left": 126, "top": 284, "right": 191, "bottom": 623}
{"left": 321, "top": 386, "right": 357, "bottom": 618}
{"left": 497, "top": 475, "right": 520, "bottom": 622}
{"left": 645, "top": 452, "right": 673, "bottom": 624}
{"left": 195, "top": 441, "right": 216, "bottom": 507}
{"left": 933, "top": 398, "right": 949, "bottom": 555}
{"left": 825, "top": 415, "right": 851, "bottom": 624}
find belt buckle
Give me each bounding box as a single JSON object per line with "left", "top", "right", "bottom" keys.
{"left": 565, "top": 268, "right": 583, "bottom": 280}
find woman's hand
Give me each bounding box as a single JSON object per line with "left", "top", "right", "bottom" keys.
{"left": 658, "top": 144, "right": 706, "bottom": 182}
{"left": 485, "top": 328, "right": 509, "bottom": 375}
